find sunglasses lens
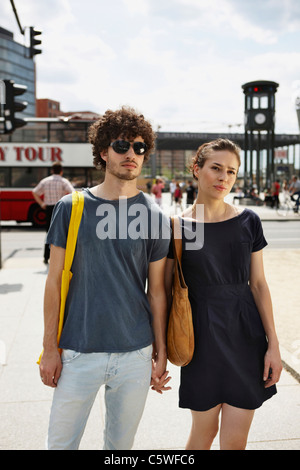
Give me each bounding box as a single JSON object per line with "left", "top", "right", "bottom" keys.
{"left": 133, "top": 142, "right": 148, "bottom": 155}
{"left": 112, "top": 140, "right": 130, "bottom": 154}
{"left": 111, "top": 140, "right": 148, "bottom": 155}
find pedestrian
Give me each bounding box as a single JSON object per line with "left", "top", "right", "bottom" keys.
{"left": 146, "top": 179, "right": 152, "bottom": 194}
{"left": 169, "top": 178, "right": 176, "bottom": 205}
{"left": 250, "top": 187, "right": 263, "bottom": 206}
{"left": 271, "top": 179, "right": 280, "bottom": 209}
{"left": 289, "top": 175, "right": 300, "bottom": 213}
{"left": 38, "top": 106, "right": 171, "bottom": 450}
{"left": 185, "top": 180, "right": 196, "bottom": 206}
{"left": 32, "top": 162, "right": 74, "bottom": 264}
{"left": 174, "top": 182, "right": 183, "bottom": 213}
{"left": 151, "top": 178, "right": 164, "bottom": 206}
{"left": 164, "top": 138, "right": 282, "bottom": 450}
{"left": 281, "top": 179, "right": 290, "bottom": 204}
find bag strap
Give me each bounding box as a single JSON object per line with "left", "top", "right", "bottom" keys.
{"left": 171, "top": 216, "right": 182, "bottom": 263}
{"left": 36, "top": 191, "right": 84, "bottom": 365}
{"left": 171, "top": 216, "right": 189, "bottom": 289}
{"left": 64, "top": 191, "right": 84, "bottom": 271}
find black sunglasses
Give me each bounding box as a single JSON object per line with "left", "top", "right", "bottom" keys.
{"left": 110, "top": 140, "right": 148, "bottom": 156}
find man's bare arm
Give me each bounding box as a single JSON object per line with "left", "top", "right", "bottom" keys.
{"left": 147, "top": 257, "right": 172, "bottom": 394}
{"left": 39, "top": 245, "right": 65, "bottom": 387}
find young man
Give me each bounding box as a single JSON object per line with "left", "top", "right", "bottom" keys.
{"left": 39, "top": 107, "right": 171, "bottom": 450}
{"left": 32, "top": 162, "right": 74, "bottom": 263}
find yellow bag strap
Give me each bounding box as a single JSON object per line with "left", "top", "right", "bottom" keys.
{"left": 64, "top": 191, "right": 84, "bottom": 271}
{"left": 36, "top": 191, "right": 84, "bottom": 365}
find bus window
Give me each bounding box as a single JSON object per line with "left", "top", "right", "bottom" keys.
{"left": 87, "top": 168, "right": 104, "bottom": 187}
{"left": 62, "top": 168, "right": 88, "bottom": 188}
{"left": 11, "top": 167, "right": 48, "bottom": 188}
{"left": 0, "top": 168, "right": 10, "bottom": 187}
{"left": 49, "top": 122, "right": 88, "bottom": 143}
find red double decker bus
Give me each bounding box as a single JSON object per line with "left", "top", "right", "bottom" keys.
{"left": 0, "top": 118, "right": 106, "bottom": 227}
{"left": 0, "top": 118, "right": 154, "bottom": 227}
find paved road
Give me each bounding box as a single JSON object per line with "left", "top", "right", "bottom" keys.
{"left": 1, "top": 213, "right": 299, "bottom": 263}
{"left": 0, "top": 195, "right": 299, "bottom": 450}
{"left": 262, "top": 221, "right": 300, "bottom": 249}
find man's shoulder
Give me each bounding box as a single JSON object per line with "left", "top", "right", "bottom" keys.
{"left": 41, "top": 174, "right": 61, "bottom": 185}
{"left": 39, "top": 175, "right": 53, "bottom": 184}
{"left": 55, "top": 192, "right": 73, "bottom": 208}
{"left": 61, "top": 176, "right": 73, "bottom": 185}
{"left": 139, "top": 191, "right": 155, "bottom": 206}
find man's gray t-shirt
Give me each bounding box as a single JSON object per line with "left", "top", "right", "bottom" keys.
{"left": 46, "top": 189, "right": 170, "bottom": 353}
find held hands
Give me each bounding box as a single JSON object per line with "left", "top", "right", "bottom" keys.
{"left": 151, "top": 369, "right": 172, "bottom": 394}
{"left": 151, "top": 352, "right": 172, "bottom": 394}
{"left": 40, "top": 347, "right": 173, "bottom": 392}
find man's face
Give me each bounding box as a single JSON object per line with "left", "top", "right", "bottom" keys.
{"left": 101, "top": 136, "right": 145, "bottom": 181}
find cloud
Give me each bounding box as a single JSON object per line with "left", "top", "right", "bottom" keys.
{"left": 227, "top": 0, "right": 300, "bottom": 32}
{"left": 1, "top": 0, "right": 299, "bottom": 132}
{"left": 122, "top": 0, "right": 150, "bottom": 15}
{"left": 172, "top": 0, "right": 278, "bottom": 44}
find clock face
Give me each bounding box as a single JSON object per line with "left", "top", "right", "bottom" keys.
{"left": 254, "top": 113, "right": 266, "bottom": 124}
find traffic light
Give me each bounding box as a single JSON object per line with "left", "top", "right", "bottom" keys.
{"left": 3, "top": 80, "right": 27, "bottom": 134}
{"left": 29, "top": 26, "right": 42, "bottom": 58}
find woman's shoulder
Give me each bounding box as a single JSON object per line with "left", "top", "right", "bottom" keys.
{"left": 238, "top": 207, "right": 261, "bottom": 220}
{"left": 226, "top": 205, "right": 262, "bottom": 224}
{"left": 177, "top": 205, "right": 262, "bottom": 225}
{"left": 237, "top": 207, "right": 264, "bottom": 235}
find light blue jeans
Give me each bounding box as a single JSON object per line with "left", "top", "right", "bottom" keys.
{"left": 47, "top": 345, "right": 153, "bottom": 450}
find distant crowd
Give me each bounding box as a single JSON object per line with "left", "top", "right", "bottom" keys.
{"left": 233, "top": 175, "right": 300, "bottom": 212}
{"left": 147, "top": 177, "right": 197, "bottom": 211}
{"left": 147, "top": 174, "right": 300, "bottom": 214}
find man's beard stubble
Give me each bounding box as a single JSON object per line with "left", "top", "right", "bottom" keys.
{"left": 105, "top": 157, "right": 142, "bottom": 181}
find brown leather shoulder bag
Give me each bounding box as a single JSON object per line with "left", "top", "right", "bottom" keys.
{"left": 167, "top": 216, "right": 194, "bottom": 367}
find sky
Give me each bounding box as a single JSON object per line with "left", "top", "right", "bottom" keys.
{"left": 1, "top": 0, "right": 300, "bottom": 134}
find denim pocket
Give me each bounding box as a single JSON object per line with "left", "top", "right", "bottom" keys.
{"left": 61, "top": 349, "right": 81, "bottom": 364}
{"left": 136, "top": 344, "right": 153, "bottom": 361}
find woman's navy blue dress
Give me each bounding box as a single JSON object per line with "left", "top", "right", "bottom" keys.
{"left": 171, "top": 208, "right": 277, "bottom": 411}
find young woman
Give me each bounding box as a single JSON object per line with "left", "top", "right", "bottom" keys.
{"left": 164, "top": 138, "right": 282, "bottom": 450}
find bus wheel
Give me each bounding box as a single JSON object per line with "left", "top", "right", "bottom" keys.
{"left": 28, "top": 204, "right": 47, "bottom": 228}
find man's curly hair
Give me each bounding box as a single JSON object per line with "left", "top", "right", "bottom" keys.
{"left": 88, "top": 106, "right": 156, "bottom": 171}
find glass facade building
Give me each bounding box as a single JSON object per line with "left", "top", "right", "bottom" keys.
{"left": 0, "top": 27, "right": 35, "bottom": 117}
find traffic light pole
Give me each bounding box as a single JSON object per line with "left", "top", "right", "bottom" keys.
{"left": 10, "top": 0, "right": 25, "bottom": 35}
{"left": 2, "top": 80, "right": 27, "bottom": 134}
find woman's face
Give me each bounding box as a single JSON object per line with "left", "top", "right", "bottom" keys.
{"left": 194, "top": 150, "right": 239, "bottom": 200}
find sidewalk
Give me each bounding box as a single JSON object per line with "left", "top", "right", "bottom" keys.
{"left": 162, "top": 191, "right": 300, "bottom": 221}
{"left": 0, "top": 198, "right": 299, "bottom": 450}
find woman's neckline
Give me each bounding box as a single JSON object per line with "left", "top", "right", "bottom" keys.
{"left": 180, "top": 207, "right": 246, "bottom": 224}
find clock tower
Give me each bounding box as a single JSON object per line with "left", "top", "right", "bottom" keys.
{"left": 242, "top": 80, "right": 279, "bottom": 191}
